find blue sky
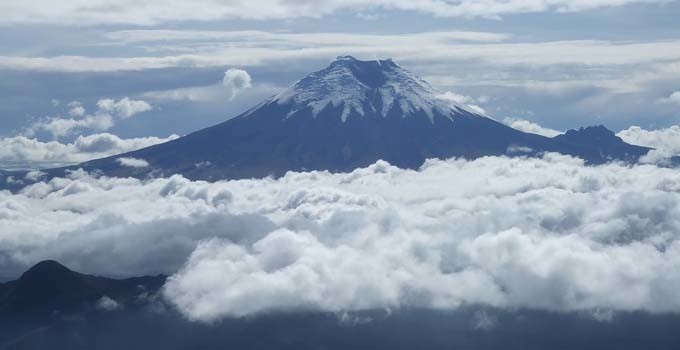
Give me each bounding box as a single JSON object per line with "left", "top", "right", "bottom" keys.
{"left": 1, "top": 0, "right": 680, "bottom": 168}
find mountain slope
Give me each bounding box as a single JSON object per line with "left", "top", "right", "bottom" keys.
{"left": 5, "top": 56, "right": 652, "bottom": 185}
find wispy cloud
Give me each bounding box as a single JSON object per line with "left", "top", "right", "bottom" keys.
{"left": 505, "top": 118, "right": 562, "bottom": 137}
{"left": 26, "top": 97, "right": 151, "bottom": 137}
{"left": 3, "top": 32, "right": 679, "bottom": 100}
{"left": 0, "top": 0, "right": 664, "bottom": 26}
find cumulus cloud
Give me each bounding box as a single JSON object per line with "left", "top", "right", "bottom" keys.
{"left": 117, "top": 157, "right": 150, "bottom": 168}
{"left": 29, "top": 114, "right": 115, "bottom": 138}
{"left": 96, "top": 296, "right": 122, "bottom": 311}
{"left": 617, "top": 125, "right": 680, "bottom": 155}
{"left": 3, "top": 156, "right": 680, "bottom": 321}
{"left": 0, "top": 0, "right": 665, "bottom": 25}
{"left": 223, "top": 69, "right": 252, "bottom": 100}
{"left": 67, "top": 101, "right": 86, "bottom": 117}
{"left": 657, "top": 91, "right": 680, "bottom": 105}
{"left": 27, "top": 97, "right": 152, "bottom": 138}
{"left": 97, "top": 97, "right": 152, "bottom": 119}
{"left": 504, "top": 118, "right": 562, "bottom": 137}
{"left": 0, "top": 133, "right": 178, "bottom": 170}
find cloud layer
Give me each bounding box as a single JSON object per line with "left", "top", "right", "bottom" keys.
{"left": 0, "top": 0, "right": 663, "bottom": 25}
{"left": 3, "top": 155, "right": 680, "bottom": 320}
{"left": 0, "top": 133, "right": 178, "bottom": 170}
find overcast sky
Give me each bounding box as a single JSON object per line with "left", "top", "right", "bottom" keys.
{"left": 1, "top": 0, "right": 680, "bottom": 167}
{"left": 4, "top": 2, "right": 680, "bottom": 323}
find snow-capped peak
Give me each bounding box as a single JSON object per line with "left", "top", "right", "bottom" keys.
{"left": 272, "top": 56, "right": 478, "bottom": 122}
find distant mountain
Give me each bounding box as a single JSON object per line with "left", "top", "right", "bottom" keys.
{"left": 1, "top": 56, "right": 653, "bottom": 188}
{"left": 0, "top": 260, "right": 165, "bottom": 321}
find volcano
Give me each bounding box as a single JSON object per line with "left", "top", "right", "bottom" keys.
{"left": 8, "top": 56, "right": 652, "bottom": 183}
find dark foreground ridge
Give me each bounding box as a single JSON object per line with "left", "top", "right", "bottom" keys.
{"left": 0, "top": 260, "right": 166, "bottom": 320}
{"left": 2, "top": 260, "right": 680, "bottom": 350}
{"left": 0, "top": 56, "right": 658, "bottom": 191}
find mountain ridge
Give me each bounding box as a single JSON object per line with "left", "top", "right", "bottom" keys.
{"left": 0, "top": 260, "right": 166, "bottom": 320}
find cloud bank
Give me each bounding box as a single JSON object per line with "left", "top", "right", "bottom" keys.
{"left": 0, "top": 0, "right": 664, "bottom": 26}
{"left": 3, "top": 155, "right": 680, "bottom": 321}
{"left": 618, "top": 125, "right": 680, "bottom": 155}
{"left": 0, "top": 133, "right": 178, "bottom": 170}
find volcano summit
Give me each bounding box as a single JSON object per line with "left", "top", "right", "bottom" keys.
{"left": 8, "top": 56, "right": 652, "bottom": 184}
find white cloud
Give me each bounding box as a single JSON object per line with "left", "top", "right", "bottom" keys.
{"left": 504, "top": 118, "right": 562, "bottom": 137}
{"left": 3, "top": 156, "right": 680, "bottom": 321}
{"left": 27, "top": 114, "right": 115, "bottom": 138}
{"left": 617, "top": 125, "right": 680, "bottom": 154}
{"left": 638, "top": 148, "right": 674, "bottom": 165}
{"left": 617, "top": 125, "right": 680, "bottom": 165}
{"left": 223, "top": 69, "right": 252, "bottom": 100}
{"left": 67, "top": 101, "right": 85, "bottom": 117}
{"left": 436, "top": 91, "right": 475, "bottom": 104}
{"left": 117, "top": 157, "right": 150, "bottom": 168}
{"left": 97, "top": 97, "right": 152, "bottom": 119}
{"left": 27, "top": 97, "right": 152, "bottom": 137}
{"left": 657, "top": 91, "right": 680, "bottom": 105}
{"left": 0, "top": 0, "right": 662, "bottom": 26}
{"left": 436, "top": 91, "right": 487, "bottom": 115}
{"left": 0, "top": 133, "right": 178, "bottom": 170}
{"left": 96, "top": 295, "right": 122, "bottom": 311}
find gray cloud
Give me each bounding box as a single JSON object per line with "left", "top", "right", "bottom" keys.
{"left": 3, "top": 155, "right": 680, "bottom": 320}
{"left": 0, "top": 0, "right": 664, "bottom": 26}
{"left": 5, "top": 32, "right": 680, "bottom": 77}
{"left": 4, "top": 31, "right": 679, "bottom": 132}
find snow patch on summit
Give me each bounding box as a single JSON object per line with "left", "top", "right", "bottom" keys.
{"left": 272, "top": 56, "right": 479, "bottom": 122}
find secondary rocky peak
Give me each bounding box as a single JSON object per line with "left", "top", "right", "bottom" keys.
{"left": 20, "top": 260, "right": 75, "bottom": 281}
{"left": 555, "top": 125, "right": 623, "bottom": 145}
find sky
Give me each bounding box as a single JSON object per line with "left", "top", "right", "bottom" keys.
{"left": 1, "top": 0, "right": 680, "bottom": 169}
{"left": 4, "top": 0, "right": 680, "bottom": 323}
